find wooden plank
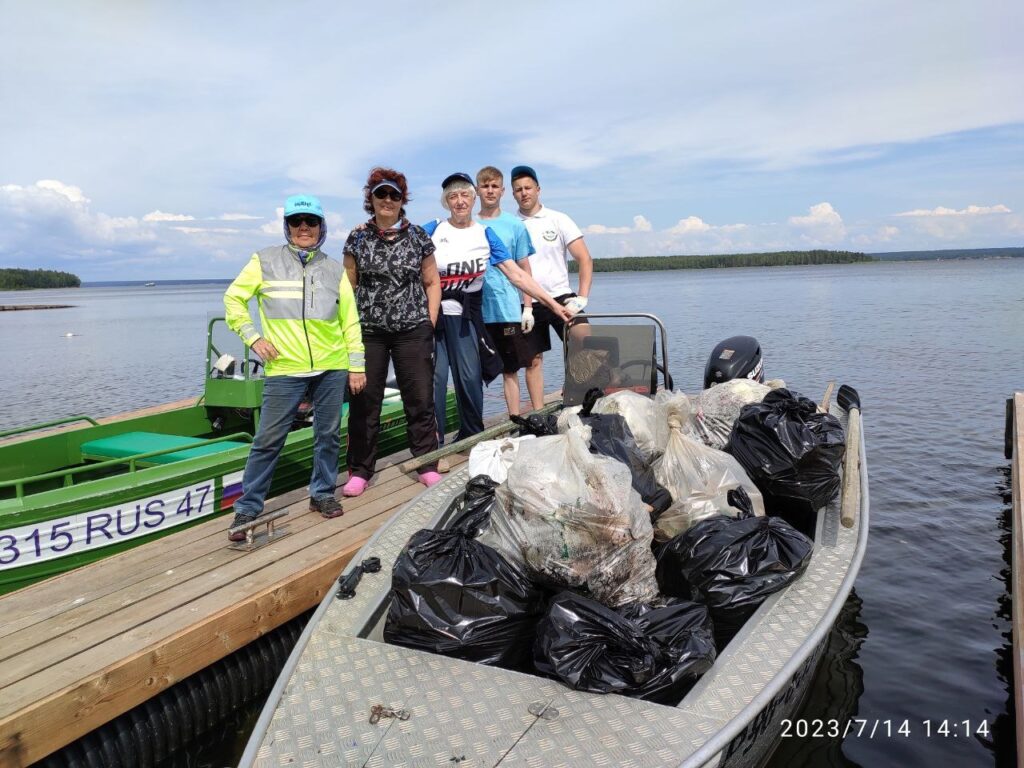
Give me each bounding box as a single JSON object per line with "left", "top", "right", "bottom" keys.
{"left": 0, "top": 489, "right": 423, "bottom": 766}
{"left": 402, "top": 396, "right": 562, "bottom": 474}
{"left": 0, "top": 448, "right": 469, "bottom": 765}
{"left": 0, "top": 456, "right": 430, "bottom": 640}
{"left": 840, "top": 409, "right": 861, "bottom": 529}
{"left": 0, "top": 469, "right": 428, "bottom": 687}
{"left": 1011, "top": 391, "right": 1024, "bottom": 768}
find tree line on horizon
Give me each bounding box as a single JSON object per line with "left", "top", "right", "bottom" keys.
{"left": 568, "top": 249, "right": 874, "bottom": 273}
{"left": 0, "top": 268, "right": 82, "bottom": 290}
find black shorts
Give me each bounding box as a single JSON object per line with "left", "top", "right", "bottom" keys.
{"left": 531, "top": 293, "right": 589, "bottom": 351}
{"left": 486, "top": 321, "right": 545, "bottom": 373}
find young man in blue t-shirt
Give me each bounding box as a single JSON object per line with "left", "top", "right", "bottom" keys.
{"left": 476, "top": 166, "right": 543, "bottom": 415}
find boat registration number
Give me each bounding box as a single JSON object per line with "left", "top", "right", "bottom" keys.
{"left": 0, "top": 480, "right": 216, "bottom": 569}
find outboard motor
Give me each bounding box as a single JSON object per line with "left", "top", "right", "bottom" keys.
{"left": 704, "top": 336, "right": 764, "bottom": 389}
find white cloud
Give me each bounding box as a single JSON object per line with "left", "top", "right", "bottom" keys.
{"left": 666, "top": 216, "right": 712, "bottom": 235}
{"left": 171, "top": 226, "right": 242, "bottom": 235}
{"left": 894, "top": 204, "right": 1012, "bottom": 217}
{"left": 35, "top": 179, "right": 89, "bottom": 204}
{"left": 585, "top": 215, "right": 651, "bottom": 234}
{"left": 219, "top": 213, "right": 261, "bottom": 221}
{"left": 787, "top": 202, "right": 847, "bottom": 245}
{"left": 144, "top": 210, "right": 195, "bottom": 222}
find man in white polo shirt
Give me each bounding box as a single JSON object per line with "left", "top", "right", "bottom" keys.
{"left": 511, "top": 165, "right": 594, "bottom": 408}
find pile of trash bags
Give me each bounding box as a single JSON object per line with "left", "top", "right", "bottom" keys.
{"left": 385, "top": 383, "right": 844, "bottom": 703}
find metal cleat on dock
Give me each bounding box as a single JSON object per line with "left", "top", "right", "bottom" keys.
{"left": 227, "top": 509, "right": 290, "bottom": 551}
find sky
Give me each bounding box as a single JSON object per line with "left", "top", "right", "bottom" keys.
{"left": 1, "top": 1, "right": 1022, "bottom": 280}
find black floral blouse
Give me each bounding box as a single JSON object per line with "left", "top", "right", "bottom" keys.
{"left": 344, "top": 219, "right": 435, "bottom": 333}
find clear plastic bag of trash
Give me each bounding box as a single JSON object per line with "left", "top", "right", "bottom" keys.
{"left": 651, "top": 390, "right": 765, "bottom": 541}
{"left": 468, "top": 435, "right": 536, "bottom": 484}
{"left": 534, "top": 591, "right": 716, "bottom": 703}
{"left": 655, "top": 489, "right": 813, "bottom": 649}
{"left": 384, "top": 480, "right": 541, "bottom": 669}
{"left": 479, "top": 424, "right": 659, "bottom": 607}
{"left": 561, "top": 393, "right": 671, "bottom": 518}
{"left": 684, "top": 379, "right": 775, "bottom": 450}
{"left": 724, "top": 388, "right": 845, "bottom": 535}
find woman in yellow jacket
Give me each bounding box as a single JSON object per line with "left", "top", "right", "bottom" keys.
{"left": 224, "top": 195, "right": 365, "bottom": 540}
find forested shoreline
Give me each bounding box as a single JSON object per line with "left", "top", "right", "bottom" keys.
{"left": 568, "top": 250, "right": 874, "bottom": 273}
{"left": 0, "top": 268, "right": 82, "bottom": 290}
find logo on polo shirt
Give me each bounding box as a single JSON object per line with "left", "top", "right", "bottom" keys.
{"left": 542, "top": 229, "right": 557, "bottom": 242}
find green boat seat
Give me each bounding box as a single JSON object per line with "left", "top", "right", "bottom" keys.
{"left": 80, "top": 432, "right": 249, "bottom": 466}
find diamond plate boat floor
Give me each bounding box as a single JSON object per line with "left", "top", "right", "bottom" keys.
{"left": 247, "top": 402, "right": 868, "bottom": 768}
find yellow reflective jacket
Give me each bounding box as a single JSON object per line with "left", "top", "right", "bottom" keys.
{"left": 224, "top": 245, "right": 364, "bottom": 376}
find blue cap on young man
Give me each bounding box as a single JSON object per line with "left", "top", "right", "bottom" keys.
{"left": 510, "top": 165, "right": 538, "bottom": 184}
{"left": 284, "top": 195, "right": 324, "bottom": 219}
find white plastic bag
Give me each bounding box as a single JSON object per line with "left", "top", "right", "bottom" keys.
{"left": 480, "top": 425, "right": 659, "bottom": 607}
{"left": 468, "top": 435, "right": 536, "bottom": 483}
{"left": 685, "top": 379, "right": 786, "bottom": 449}
{"left": 685, "top": 379, "right": 771, "bottom": 449}
{"left": 653, "top": 391, "right": 765, "bottom": 542}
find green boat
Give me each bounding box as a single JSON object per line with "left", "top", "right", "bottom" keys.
{"left": 0, "top": 318, "right": 459, "bottom": 595}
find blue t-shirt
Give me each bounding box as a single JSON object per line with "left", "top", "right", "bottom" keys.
{"left": 476, "top": 212, "right": 535, "bottom": 323}
{"left": 422, "top": 219, "right": 511, "bottom": 316}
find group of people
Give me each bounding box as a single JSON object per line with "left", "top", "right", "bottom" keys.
{"left": 223, "top": 166, "right": 593, "bottom": 539}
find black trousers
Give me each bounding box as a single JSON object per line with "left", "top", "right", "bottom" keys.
{"left": 346, "top": 321, "right": 438, "bottom": 479}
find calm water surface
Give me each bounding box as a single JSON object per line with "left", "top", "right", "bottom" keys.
{"left": 1, "top": 259, "right": 1020, "bottom": 767}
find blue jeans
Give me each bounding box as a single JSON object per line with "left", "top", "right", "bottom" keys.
{"left": 434, "top": 313, "right": 484, "bottom": 445}
{"left": 234, "top": 369, "right": 348, "bottom": 518}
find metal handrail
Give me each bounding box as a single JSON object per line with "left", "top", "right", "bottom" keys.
{"left": 0, "top": 415, "right": 101, "bottom": 440}
{"left": 207, "top": 315, "right": 256, "bottom": 378}
{"left": 1, "top": 432, "right": 254, "bottom": 499}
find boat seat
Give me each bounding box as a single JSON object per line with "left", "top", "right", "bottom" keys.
{"left": 80, "top": 432, "right": 249, "bottom": 466}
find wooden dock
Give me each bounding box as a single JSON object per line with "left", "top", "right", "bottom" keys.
{"left": 0, "top": 448, "right": 469, "bottom": 767}
{"left": 1010, "top": 391, "right": 1024, "bottom": 768}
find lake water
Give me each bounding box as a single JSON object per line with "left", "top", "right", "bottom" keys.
{"left": 1, "top": 258, "right": 1021, "bottom": 767}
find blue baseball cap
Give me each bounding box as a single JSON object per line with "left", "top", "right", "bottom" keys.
{"left": 510, "top": 165, "right": 538, "bottom": 184}
{"left": 284, "top": 194, "right": 324, "bottom": 219}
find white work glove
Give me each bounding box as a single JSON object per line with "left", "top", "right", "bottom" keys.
{"left": 564, "top": 295, "right": 589, "bottom": 316}
{"left": 521, "top": 305, "right": 535, "bottom": 333}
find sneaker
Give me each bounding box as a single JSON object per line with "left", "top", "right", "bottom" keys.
{"left": 228, "top": 512, "right": 256, "bottom": 542}
{"left": 342, "top": 475, "right": 368, "bottom": 497}
{"left": 419, "top": 471, "right": 442, "bottom": 488}
{"left": 310, "top": 495, "right": 344, "bottom": 519}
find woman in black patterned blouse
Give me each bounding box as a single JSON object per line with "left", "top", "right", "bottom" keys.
{"left": 342, "top": 167, "right": 443, "bottom": 493}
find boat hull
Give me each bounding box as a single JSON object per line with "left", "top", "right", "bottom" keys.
{"left": 0, "top": 395, "right": 460, "bottom": 594}
{"left": 241, "top": 400, "right": 868, "bottom": 767}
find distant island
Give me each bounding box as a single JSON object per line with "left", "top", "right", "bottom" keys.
{"left": 569, "top": 249, "right": 873, "bottom": 273}
{"left": 0, "top": 268, "right": 81, "bottom": 290}
{"left": 872, "top": 246, "right": 1024, "bottom": 261}
{"left": 567, "top": 246, "right": 1024, "bottom": 273}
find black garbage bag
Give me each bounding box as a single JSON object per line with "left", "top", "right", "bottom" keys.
{"left": 510, "top": 412, "right": 560, "bottom": 437}
{"left": 655, "top": 503, "right": 813, "bottom": 649}
{"left": 534, "top": 591, "right": 716, "bottom": 703}
{"left": 445, "top": 475, "right": 500, "bottom": 537}
{"left": 725, "top": 387, "right": 845, "bottom": 535}
{"left": 580, "top": 411, "right": 672, "bottom": 518}
{"left": 384, "top": 523, "right": 542, "bottom": 669}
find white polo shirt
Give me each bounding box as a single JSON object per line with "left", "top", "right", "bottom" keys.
{"left": 516, "top": 205, "right": 583, "bottom": 297}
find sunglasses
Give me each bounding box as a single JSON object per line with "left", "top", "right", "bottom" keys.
{"left": 286, "top": 214, "right": 321, "bottom": 228}
{"left": 372, "top": 187, "right": 403, "bottom": 202}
